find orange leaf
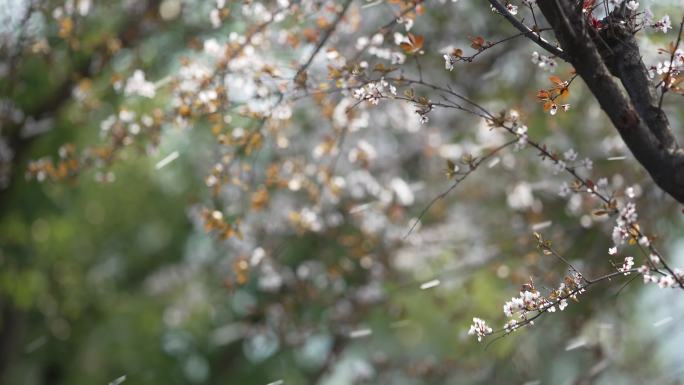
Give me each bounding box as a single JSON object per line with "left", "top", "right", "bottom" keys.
{"left": 316, "top": 16, "right": 330, "bottom": 29}
{"left": 560, "top": 88, "right": 570, "bottom": 100}
{"left": 549, "top": 75, "right": 563, "bottom": 85}
{"left": 302, "top": 28, "right": 318, "bottom": 43}
{"left": 400, "top": 33, "right": 424, "bottom": 54}
{"left": 469, "top": 36, "right": 485, "bottom": 50}
{"left": 411, "top": 34, "right": 424, "bottom": 48}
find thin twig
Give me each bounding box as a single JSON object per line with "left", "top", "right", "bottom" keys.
{"left": 295, "top": 0, "right": 354, "bottom": 81}
{"left": 488, "top": 0, "right": 569, "bottom": 61}
{"left": 658, "top": 16, "right": 684, "bottom": 109}
{"left": 404, "top": 139, "right": 517, "bottom": 238}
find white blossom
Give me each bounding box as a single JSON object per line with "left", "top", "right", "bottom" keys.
{"left": 618, "top": 256, "right": 634, "bottom": 275}
{"left": 468, "top": 317, "right": 492, "bottom": 342}
{"left": 552, "top": 160, "right": 566, "bottom": 175}
{"left": 649, "top": 254, "right": 660, "bottom": 264}
{"left": 658, "top": 274, "right": 676, "bottom": 288}
{"left": 654, "top": 15, "right": 672, "bottom": 33}
{"left": 444, "top": 54, "right": 457, "bottom": 71}
{"left": 124, "top": 70, "right": 156, "bottom": 98}
{"left": 625, "top": 1, "right": 639, "bottom": 11}
{"left": 506, "top": 3, "right": 518, "bottom": 15}
{"left": 563, "top": 149, "right": 578, "bottom": 162}
{"left": 531, "top": 51, "right": 557, "bottom": 72}
{"left": 559, "top": 182, "right": 571, "bottom": 198}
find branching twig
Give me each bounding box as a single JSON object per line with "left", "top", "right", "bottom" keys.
{"left": 404, "top": 139, "right": 517, "bottom": 238}
{"left": 657, "top": 16, "right": 684, "bottom": 109}
{"left": 295, "top": 0, "right": 354, "bottom": 82}
{"left": 488, "top": 0, "right": 569, "bottom": 61}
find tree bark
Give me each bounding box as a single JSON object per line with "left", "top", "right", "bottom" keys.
{"left": 533, "top": 1, "right": 684, "bottom": 204}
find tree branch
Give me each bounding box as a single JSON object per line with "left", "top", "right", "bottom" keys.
{"left": 597, "top": 5, "right": 677, "bottom": 150}
{"left": 488, "top": 0, "right": 569, "bottom": 61}
{"left": 537, "top": 0, "right": 684, "bottom": 204}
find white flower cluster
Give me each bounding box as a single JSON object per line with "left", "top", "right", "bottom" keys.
{"left": 563, "top": 149, "right": 577, "bottom": 162}
{"left": 637, "top": 263, "right": 684, "bottom": 289}
{"left": 531, "top": 51, "right": 557, "bottom": 72}
{"left": 504, "top": 110, "right": 529, "bottom": 151}
{"left": 552, "top": 160, "right": 566, "bottom": 175}
{"left": 553, "top": 148, "right": 580, "bottom": 175}
{"left": 625, "top": 1, "right": 639, "bottom": 11}
{"left": 414, "top": 103, "right": 432, "bottom": 125}
{"left": 505, "top": 3, "right": 518, "bottom": 16}
{"left": 648, "top": 49, "right": 683, "bottom": 90}
{"left": 558, "top": 182, "right": 572, "bottom": 198}
{"left": 356, "top": 33, "right": 406, "bottom": 65}
{"left": 210, "top": 0, "right": 226, "bottom": 28}
{"left": 123, "top": 70, "right": 156, "bottom": 99}
{"left": 99, "top": 109, "right": 154, "bottom": 138}
{"left": 443, "top": 54, "right": 458, "bottom": 71}
{"left": 352, "top": 78, "right": 396, "bottom": 105}
{"left": 490, "top": 2, "right": 518, "bottom": 15}
{"left": 514, "top": 124, "right": 528, "bottom": 151}
{"left": 611, "top": 201, "right": 637, "bottom": 247}
{"left": 651, "top": 15, "right": 672, "bottom": 33}
{"left": 609, "top": 0, "right": 639, "bottom": 11}
{"left": 548, "top": 148, "right": 592, "bottom": 176}
{"left": 471, "top": 273, "right": 585, "bottom": 342}
{"left": 468, "top": 317, "right": 492, "bottom": 342}
{"left": 548, "top": 103, "right": 570, "bottom": 116}
{"left": 618, "top": 256, "right": 634, "bottom": 275}
{"left": 501, "top": 275, "right": 581, "bottom": 327}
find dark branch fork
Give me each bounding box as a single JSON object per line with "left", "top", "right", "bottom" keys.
{"left": 492, "top": 0, "right": 684, "bottom": 204}
{"left": 543, "top": 2, "right": 684, "bottom": 204}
